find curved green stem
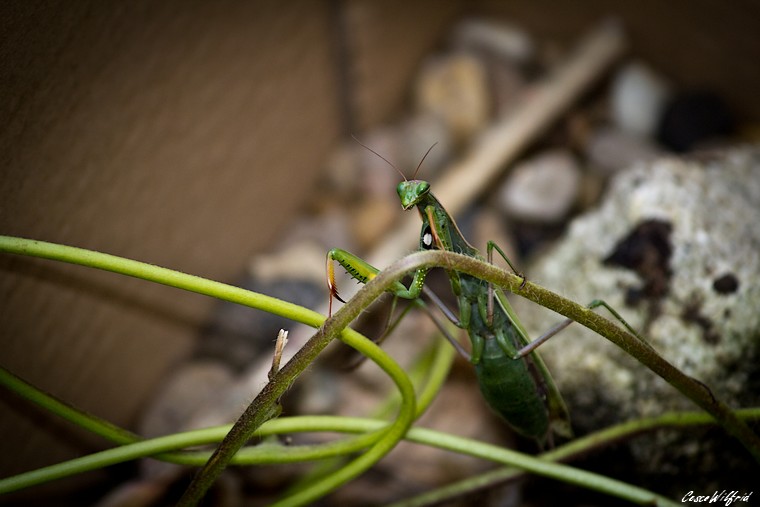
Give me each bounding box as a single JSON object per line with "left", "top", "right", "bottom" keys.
{"left": 0, "top": 236, "right": 417, "bottom": 506}
{"left": 391, "top": 407, "right": 760, "bottom": 506}
{"left": 3, "top": 354, "right": 757, "bottom": 506}
{"left": 0, "top": 365, "right": 378, "bottom": 467}
{"left": 2, "top": 237, "right": 758, "bottom": 502}
{"left": 373, "top": 331, "right": 457, "bottom": 420}
{"left": 414, "top": 335, "right": 456, "bottom": 417}
{"left": 322, "top": 248, "right": 760, "bottom": 463}
{"left": 319, "top": 248, "right": 760, "bottom": 464}
{"left": 6, "top": 409, "right": 758, "bottom": 504}
{"left": 0, "top": 235, "right": 324, "bottom": 328}
{"left": 0, "top": 367, "right": 139, "bottom": 446}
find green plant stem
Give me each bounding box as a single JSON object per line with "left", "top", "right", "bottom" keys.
{"left": 0, "top": 367, "right": 139, "bottom": 446}
{"left": 391, "top": 407, "right": 760, "bottom": 507}
{"left": 3, "top": 238, "right": 758, "bottom": 500}
{"left": 181, "top": 320, "right": 416, "bottom": 507}
{"left": 164, "top": 248, "right": 760, "bottom": 503}
{"left": 0, "top": 364, "right": 386, "bottom": 468}
{"left": 0, "top": 236, "right": 417, "bottom": 506}
{"left": 180, "top": 253, "right": 445, "bottom": 506}
{"left": 327, "top": 249, "right": 760, "bottom": 462}
{"left": 414, "top": 334, "right": 457, "bottom": 417}
{"left": 2, "top": 353, "right": 757, "bottom": 505}
{"left": 6, "top": 409, "right": 758, "bottom": 504}
{"left": 373, "top": 330, "right": 457, "bottom": 420}
{"left": 0, "top": 236, "right": 325, "bottom": 329}
{"left": 285, "top": 337, "right": 456, "bottom": 498}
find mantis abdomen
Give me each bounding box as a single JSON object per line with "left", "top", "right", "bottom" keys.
{"left": 474, "top": 336, "right": 550, "bottom": 440}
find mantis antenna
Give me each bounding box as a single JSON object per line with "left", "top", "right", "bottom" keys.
{"left": 350, "top": 135, "right": 438, "bottom": 181}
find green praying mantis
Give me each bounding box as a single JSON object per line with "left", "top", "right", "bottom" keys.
{"left": 326, "top": 140, "right": 638, "bottom": 446}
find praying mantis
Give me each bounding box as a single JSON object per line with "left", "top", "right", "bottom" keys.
{"left": 326, "top": 141, "right": 637, "bottom": 446}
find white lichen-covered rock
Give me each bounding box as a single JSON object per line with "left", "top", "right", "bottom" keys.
{"left": 512, "top": 147, "right": 760, "bottom": 483}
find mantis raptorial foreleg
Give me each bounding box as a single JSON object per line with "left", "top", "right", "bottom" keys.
{"left": 327, "top": 247, "right": 472, "bottom": 361}
{"left": 326, "top": 248, "right": 429, "bottom": 315}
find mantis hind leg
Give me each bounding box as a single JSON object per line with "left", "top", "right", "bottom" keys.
{"left": 485, "top": 240, "right": 526, "bottom": 326}
{"left": 514, "top": 299, "right": 649, "bottom": 359}
{"left": 486, "top": 241, "right": 524, "bottom": 282}
{"left": 418, "top": 286, "right": 473, "bottom": 360}
{"left": 414, "top": 298, "right": 471, "bottom": 361}
{"left": 343, "top": 290, "right": 472, "bottom": 369}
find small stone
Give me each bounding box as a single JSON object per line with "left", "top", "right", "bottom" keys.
{"left": 586, "top": 126, "right": 664, "bottom": 174}
{"left": 610, "top": 62, "right": 672, "bottom": 138}
{"left": 450, "top": 18, "right": 534, "bottom": 63}
{"left": 278, "top": 212, "right": 355, "bottom": 256}
{"left": 95, "top": 478, "right": 171, "bottom": 507}
{"left": 415, "top": 52, "right": 491, "bottom": 143}
{"left": 196, "top": 239, "right": 328, "bottom": 372}
{"left": 499, "top": 149, "right": 581, "bottom": 223}
{"left": 248, "top": 239, "right": 328, "bottom": 285}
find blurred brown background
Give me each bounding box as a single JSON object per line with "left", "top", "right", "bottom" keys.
{"left": 1, "top": 0, "right": 759, "bottom": 497}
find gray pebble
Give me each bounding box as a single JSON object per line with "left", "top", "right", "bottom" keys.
{"left": 450, "top": 18, "right": 535, "bottom": 63}
{"left": 610, "top": 62, "right": 672, "bottom": 138}
{"left": 499, "top": 149, "right": 582, "bottom": 223}
{"left": 586, "top": 126, "right": 664, "bottom": 174}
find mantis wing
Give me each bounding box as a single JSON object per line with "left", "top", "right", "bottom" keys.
{"left": 494, "top": 288, "right": 573, "bottom": 440}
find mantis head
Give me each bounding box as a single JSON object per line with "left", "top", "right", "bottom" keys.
{"left": 350, "top": 135, "right": 438, "bottom": 210}
{"left": 397, "top": 180, "right": 431, "bottom": 210}
{"left": 395, "top": 141, "right": 437, "bottom": 210}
